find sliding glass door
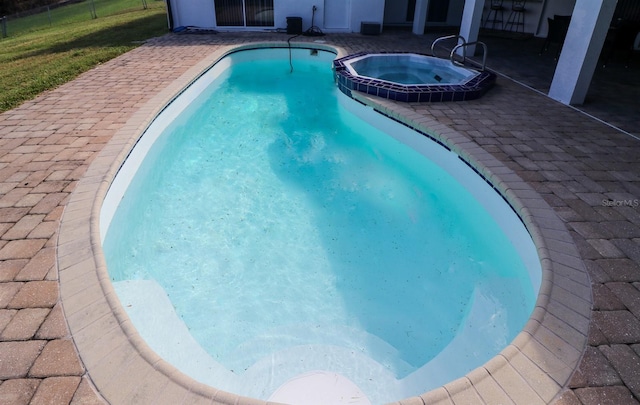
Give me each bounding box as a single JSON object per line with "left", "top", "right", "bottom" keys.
{"left": 245, "top": 0, "right": 273, "bottom": 26}
{"left": 214, "top": 0, "right": 274, "bottom": 27}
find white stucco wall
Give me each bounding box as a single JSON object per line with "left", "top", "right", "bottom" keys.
{"left": 169, "top": 0, "right": 385, "bottom": 33}
{"left": 351, "top": 0, "right": 385, "bottom": 31}
{"left": 171, "top": 0, "right": 216, "bottom": 29}
{"left": 384, "top": 0, "right": 411, "bottom": 26}
{"left": 274, "top": 0, "right": 321, "bottom": 32}
{"left": 277, "top": 0, "right": 386, "bottom": 33}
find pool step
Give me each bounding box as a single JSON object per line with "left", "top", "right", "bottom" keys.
{"left": 269, "top": 371, "right": 371, "bottom": 405}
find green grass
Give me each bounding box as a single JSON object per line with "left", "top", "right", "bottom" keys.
{"left": 0, "top": 0, "right": 169, "bottom": 113}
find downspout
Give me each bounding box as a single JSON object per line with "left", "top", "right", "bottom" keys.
{"left": 165, "top": 0, "right": 175, "bottom": 30}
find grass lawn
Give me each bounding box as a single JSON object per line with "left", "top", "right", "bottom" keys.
{"left": 0, "top": 1, "right": 169, "bottom": 113}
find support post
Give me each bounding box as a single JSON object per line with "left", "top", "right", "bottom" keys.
{"left": 548, "top": 0, "right": 617, "bottom": 105}
{"left": 458, "top": 0, "right": 484, "bottom": 55}
{"left": 412, "top": 0, "right": 429, "bottom": 35}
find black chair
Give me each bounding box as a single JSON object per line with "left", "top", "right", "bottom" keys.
{"left": 540, "top": 16, "right": 571, "bottom": 59}
{"left": 483, "top": 0, "right": 505, "bottom": 31}
{"left": 505, "top": 0, "right": 526, "bottom": 33}
{"left": 601, "top": 20, "right": 640, "bottom": 67}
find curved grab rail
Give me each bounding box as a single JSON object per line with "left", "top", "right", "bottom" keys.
{"left": 451, "top": 41, "right": 488, "bottom": 71}
{"left": 430, "top": 34, "right": 466, "bottom": 59}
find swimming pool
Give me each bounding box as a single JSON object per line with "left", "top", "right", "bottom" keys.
{"left": 100, "top": 46, "right": 540, "bottom": 404}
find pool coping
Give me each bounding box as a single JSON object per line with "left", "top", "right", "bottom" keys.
{"left": 57, "top": 41, "right": 591, "bottom": 405}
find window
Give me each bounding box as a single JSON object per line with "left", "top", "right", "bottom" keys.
{"left": 215, "top": 0, "right": 274, "bottom": 27}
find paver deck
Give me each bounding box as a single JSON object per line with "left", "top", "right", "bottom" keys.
{"left": 0, "top": 30, "right": 639, "bottom": 404}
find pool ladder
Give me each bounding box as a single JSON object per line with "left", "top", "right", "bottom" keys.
{"left": 430, "top": 35, "right": 488, "bottom": 71}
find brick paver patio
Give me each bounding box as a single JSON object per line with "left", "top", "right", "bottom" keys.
{"left": 0, "top": 30, "right": 639, "bottom": 404}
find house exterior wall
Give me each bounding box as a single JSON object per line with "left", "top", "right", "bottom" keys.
{"left": 384, "top": 0, "right": 411, "bottom": 26}
{"left": 350, "top": 0, "right": 386, "bottom": 32}
{"left": 384, "top": 0, "right": 466, "bottom": 29}
{"left": 168, "top": 0, "right": 385, "bottom": 33}
{"left": 170, "top": 0, "right": 216, "bottom": 29}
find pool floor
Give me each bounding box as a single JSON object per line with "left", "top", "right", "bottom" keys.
{"left": 102, "top": 49, "right": 537, "bottom": 403}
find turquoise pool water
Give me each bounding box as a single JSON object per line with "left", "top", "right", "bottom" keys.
{"left": 102, "top": 47, "right": 539, "bottom": 403}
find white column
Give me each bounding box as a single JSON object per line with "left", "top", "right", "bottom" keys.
{"left": 458, "top": 0, "right": 485, "bottom": 55}
{"left": 548, "top": 0, "right": 617, "bottom": 105}
{"left": 412, "top": 0, "right": 429, "bottom": 35}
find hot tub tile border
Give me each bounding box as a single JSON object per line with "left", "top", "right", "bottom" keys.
{"left": 333, "top": 52, "right": 496, "bottom": 103}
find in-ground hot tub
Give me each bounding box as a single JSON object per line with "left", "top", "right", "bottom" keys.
{"left": 346, "top": 53, "right": 477, "bottom": 85}
{"left": 334, "top": 52, "right": 496, "bottom": 102}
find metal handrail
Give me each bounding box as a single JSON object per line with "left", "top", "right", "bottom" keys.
{"left": 430, "top": 34, "right": 466, "bottom": 59}
{"left": 451, "top": 41, "right": 488, "bottom": 71}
